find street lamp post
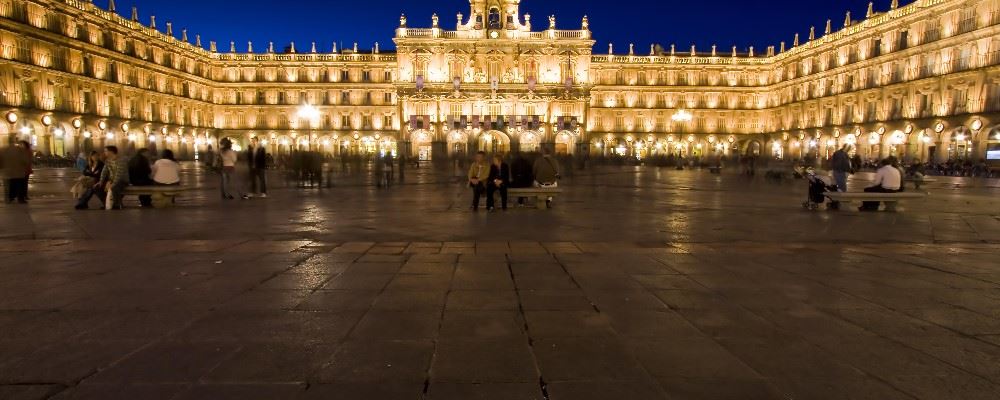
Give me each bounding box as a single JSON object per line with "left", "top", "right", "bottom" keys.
{"left": 5, "top": 111, "right": 18, "bottom": 145}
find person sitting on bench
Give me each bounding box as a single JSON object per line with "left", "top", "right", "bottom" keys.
{"left": 532, "top": 148, "right": 560, "bottom": 208}
{"left": 859, "top": 157, "right": 902, "bottom": 212}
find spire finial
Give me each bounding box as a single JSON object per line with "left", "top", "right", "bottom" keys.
{"left": 582, "top": 15, "right": 589, "bottom": 30}
{"left": 374, "top": 42, "right": 380, "bottom": 54}
{"left": 290, "top": 42, "right": 296, "bottom": 53}
{"left": 332, "top": 42, "right": 338, "bottom": 53}
{"left": 628, "top": 43, "right": 634, "bottom": 55}
{"left": 670, "top": 44, "right": 675, "bottom": 56}
{"left": 690, "top": 44, "right": 696, "bottom": 56}
{"left": 749, "top": 46, "right": 754, "bottom": 57}
{"left": 150, "top": 15, "right": 156, "bottom": 29}
{"left": 210, "top": 41, "right": 217, "bottom": 52}
{"left": 311, "top": 42, "right": 317, "bottom": 53}
{"left": 130, "top": 6, "right": 138, "bottom": 21}
{"left": 107, "top": 0, "right": 116, "bottom": 12}
{"left": 230, "top": 41, "right": 236, "bottom": 53}
{"left": 650, "top": 44, "right": 655, "bottom": 56}
{"left": 182, "top": 29, "right": 188, "bottom": 42}
{"left": 432, "top": 13, "right": 439, "bottom": 27}
{"left": 732, "top": 45, "right": 737, "bottom": 57}
{"left": 400, "top": 14, "right": 407, "bottom": 27}
{"left": 268, "top": 41, "right": 274, "bottom": 53}
{"left": 711, "top": 44, "right": 717, "bottom": 57}
{"left": 793, "top": 33, "right": 799, "bottom": 47}
{"left": 780, "top": 41, "right": 786, "bottom": 53}
{"left": 548, "top": 15, "right": 556, "bottom": 29}
{"left": 891, "top": 0, "right": 899, "bottom": 9}
{"left": 196, "top": 34, "right": 202, "bottom": 47}
{"left": 825, "top": 19, "right": 832, "bottom": 34}
{"left": 844, "top": 11, "right": 852, "bottom": 28}
{"left": 866, "top": 2, "right": 874, "bottom": 18}
{"left": 809, "top": 26, "right": 815, "bottom": 41}
{"left": 353, "top": 42, "right": 358, "bottom": 53}
{"left": 247, "top": 41, "right": 253, "bottom": 53}
{"left": 608, "top": 43, "right": 613, "bottom": 55}
{"left": 166, "top": 22, "right": 173, "bottom": 36}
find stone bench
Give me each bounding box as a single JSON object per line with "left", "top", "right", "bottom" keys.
{"left": 826, "top": 191, "right": 927, "bottom": 212}
{"left": 508, "top": 187, "right": 563, "bottom": 209}
{"left": 122, "top": 185, "right": 192, "bottom": 208}
{"left": 905, "top": 177, "right": 938, "bottom": 190}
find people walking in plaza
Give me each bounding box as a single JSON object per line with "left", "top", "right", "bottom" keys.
{"left": 128, "top": 148, "right": 154, "bottom": 207}
{"left": 1, "top": 141, "right": 31, "bottom": 204}
{"left": 532, "top": 148, "right": 560, "bottom": 208}
{"left": 486, "top": 154, "right": 510, "bottom": 212}
{"left": 467, "top": 151, "right": 490, "bottom": 211}
{"left": 97, "top": 146, "right": 129, "bottom": 210}
{"left": 830, "top": 144, "right": 853, "bottom": 193}
{"left": 151, "top": 149, "right": 181, "bottom": 185}
{"left": 74, "top": 151, "right": 106, "bottom": 209}
{"left": 859, "top": 158, "right": 902, "bottom": 212}
{"left": 246, "top": 137, "right": 267, "bottom": 198}
{"left": 218, "top": 138, "right": 239, "bottom": 200}
{"left": 829, "top": 144, "right": 853, "bottom": 210}
{"left": 510, "top": 153, "right": 534, "bottom": 207}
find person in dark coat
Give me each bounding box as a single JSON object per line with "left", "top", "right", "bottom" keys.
{"left": 128, "top": 148, "right": 154, "bottom": 207}
{"left": 246, "top": 137, "right": 268, "bottom": 197}
{"left": 486, "top": 154, "right": 510, "bottom": 212}
{"left": 509, "top": 153, "right": 533, "bottom": 207}
{"left": 1, "top": 141, "right": 30, "bottom": 204}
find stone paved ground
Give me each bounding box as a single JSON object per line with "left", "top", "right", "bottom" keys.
{"left": 1, "top": 165, "right": 999, "bottom": 399}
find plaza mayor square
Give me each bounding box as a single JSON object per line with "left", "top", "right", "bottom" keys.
{"left": 1, "top": 0, "right": 1000, "bottom": 398}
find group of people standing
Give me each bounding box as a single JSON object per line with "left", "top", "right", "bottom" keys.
{"left": 0, "top": 141, "right": 32, "bottom": 204}
{"left": 217, "top": 136, "right": 268, "bottom": 200}
{"left": 73, "top": 146, "right": 181, "bottom": 210}
{"left": 467, "top": 149, "right": 560, "bottom": 212}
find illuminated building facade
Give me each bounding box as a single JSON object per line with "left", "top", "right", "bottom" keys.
{"left": 1, "top": 0, "right": 999, "bottom": 163}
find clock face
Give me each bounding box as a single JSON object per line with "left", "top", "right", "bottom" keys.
{"left": 489, "top": 31, "right": 499, "bottom": 39}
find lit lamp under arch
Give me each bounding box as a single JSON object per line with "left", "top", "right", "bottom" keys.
{"left": 98, "top": 121, "right": 108, "bottom": 131}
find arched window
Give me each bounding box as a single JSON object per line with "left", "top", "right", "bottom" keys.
{"left": 488, "top": 8, "right": 501, "bottom": 30}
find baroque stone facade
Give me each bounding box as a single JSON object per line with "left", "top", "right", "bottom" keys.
{"left": 1, "top": 0, "right": 999, "bottom": 163}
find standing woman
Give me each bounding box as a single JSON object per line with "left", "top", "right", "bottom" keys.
{"left": 218, "top": 138, "right": 239, "bottom": 200}
{"left": 486, "top": 154, "right": 510, "bottom": 212}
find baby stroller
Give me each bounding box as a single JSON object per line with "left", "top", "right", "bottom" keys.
{"left": 801, "top": 168, "right": 838, "bottom": 210}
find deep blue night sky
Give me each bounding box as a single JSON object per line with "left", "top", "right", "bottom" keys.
{"left": 112, "top": 0, "right": 890, "bottom": 53}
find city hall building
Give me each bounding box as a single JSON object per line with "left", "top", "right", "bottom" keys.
{"left": 1, "top": 0, "right": 999, "bottom": 164}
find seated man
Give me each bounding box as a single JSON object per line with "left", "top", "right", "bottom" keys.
{"left": 859, "top": 158, "right": 902, "bottom": 211}
{"left": 128, "top": 148, "right": 154, "bottom": 207}
{"left": 509, "top": 153, "right": 534, "bottom": 207}
{"left": 99, "top": 146, "right": 129, "bottom": 210}
{"left": 467, "top": 151, "right": 489, "bottom": 211}
{"left": 532, "top": 148, "right": 560, "bottom": 207}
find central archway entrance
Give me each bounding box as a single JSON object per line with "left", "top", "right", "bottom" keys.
{"left": 478, "top": 130, "right": 510, "bottom": 154}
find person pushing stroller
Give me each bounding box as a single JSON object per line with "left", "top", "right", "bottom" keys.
{"left": 802, "top": 167, "right": 838, "bottom": 210}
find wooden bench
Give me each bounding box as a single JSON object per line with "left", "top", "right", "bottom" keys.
{"left": 122, "top": 185, "right": 192, "bottom": 208}
{"left": 826, "top": 191, "right": 927, "bottom": 212}
{"left": 508, "top": 187, "right": 563, "bottom": 209}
